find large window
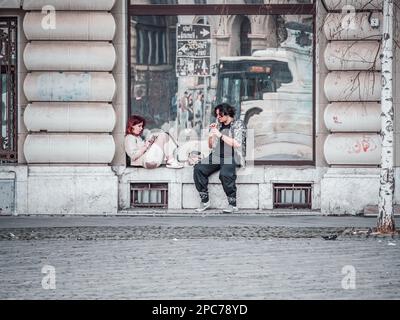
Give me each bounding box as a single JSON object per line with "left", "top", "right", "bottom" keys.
{"left": 0, "top": 17, "right": 17, "bottom": 163}
{"left": 128, "top": 1, "right": 315, "bottom": 164}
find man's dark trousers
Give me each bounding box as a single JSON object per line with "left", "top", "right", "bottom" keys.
{"left": 193, "top": 153, "right": 237, "bottom": 206}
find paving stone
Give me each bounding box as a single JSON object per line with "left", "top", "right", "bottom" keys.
{"left": 0, "top": 216, "right": 399, "bottom": 299}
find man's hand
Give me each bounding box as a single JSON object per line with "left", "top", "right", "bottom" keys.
{"left": 209, "top": 123, "right": 222, "bottom": 138}
{"left": 210, "top": 128, "right": 222, "bottom": 138}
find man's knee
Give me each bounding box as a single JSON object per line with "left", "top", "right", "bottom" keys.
{"left": 219, "top": 174, "right": 236, "bottom": 183}
{"left": 219, "top": 166, "right": 236, "bottom": 181}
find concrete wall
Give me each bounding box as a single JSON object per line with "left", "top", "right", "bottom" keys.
{"left": 0, "top": 0, "right": 21, "bottom": 8}
{"left": 118, "top": 166, "right": 326, "bottom": 211}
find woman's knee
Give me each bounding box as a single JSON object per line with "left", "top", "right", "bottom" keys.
{"left": 157, "top": 132, "right": 169, "bottom": 142}
{"left": 144, "top": 161, "right": 160, "bottom": 169}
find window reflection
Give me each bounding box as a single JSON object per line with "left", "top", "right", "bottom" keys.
{"left": 129, "top": 12, "right": 313, "bottom": 162}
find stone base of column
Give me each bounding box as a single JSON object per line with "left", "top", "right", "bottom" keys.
{"left": 321, "top": 167, "right": 380, "bottom": 215}
{"left": 24, "top": 166, "right": 118, "bottom": 215}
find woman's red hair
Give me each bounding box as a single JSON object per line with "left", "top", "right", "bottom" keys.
{"left": 126, "top": 115, "right": 146, "bottom": 136}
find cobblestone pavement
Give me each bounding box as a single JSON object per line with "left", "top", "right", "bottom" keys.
{"left": 0, "top": 216, "right": 399, "bottom": 299}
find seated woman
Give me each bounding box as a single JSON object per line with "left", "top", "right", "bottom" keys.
{"left": 125, "top": 115, "right": 183, "bottom": 169}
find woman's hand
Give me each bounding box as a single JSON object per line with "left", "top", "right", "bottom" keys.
{"left": 145, "top": 140, "right": 152, "bottom": 149}
{"left": 145, "top": 135, "right": 157, "bottom": 148}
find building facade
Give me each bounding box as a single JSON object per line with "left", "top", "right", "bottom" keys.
{"left": 0, "top": 0, "right": 398, "bottom": 215}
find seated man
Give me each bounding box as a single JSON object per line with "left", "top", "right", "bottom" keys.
{"left": 193, "top": 103, "right": 247, "bottom": 213}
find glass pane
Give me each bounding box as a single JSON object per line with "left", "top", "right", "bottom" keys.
{"left": 0, "top": 20, "right": 17, "bottom": 66}
{"left": 1, "top": 74, "right": 8, "bottom": 149}
{"left": 129, "top": 13, "right": 313, "bottom": 162}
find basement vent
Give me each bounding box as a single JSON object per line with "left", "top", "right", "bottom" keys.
{"left": 273, "top": 183, "right": 312, "bottom": 209}
{"left": 130, "top": 183, "right": 168, "bottom": 208}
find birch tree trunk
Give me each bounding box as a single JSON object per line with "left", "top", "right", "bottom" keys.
{"left": 378, "top": 0, "right": 396, "bottom": 233}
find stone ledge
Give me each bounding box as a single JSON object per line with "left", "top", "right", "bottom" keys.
{"left": 27, "top": 166, "right": 116, "bottom": 177}
{"left": 325, "top": 167, "right": 380, "bottom": 175}
{"left": 0, "top": 173, "right": 16, "bottom": 180}
{"left": 120, "top": 166, "right": 264, "bottom": 183}
{"left": 364, "top": 205, "right": 400, "bottom": 217}
{"left": 117, "top": 209, "right": 323, "bottom": 217}
{"left": 0, "top": 0, "right": 21, "bottom": 8}
{"left": 120, "top": 166, "right": 323, "bottom": 184}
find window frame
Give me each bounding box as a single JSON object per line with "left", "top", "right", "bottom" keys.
{"left": 127, "top": 2, "right": 316, "bottom": 166}
{"left": 0, "top": 16, "right": 18, "bottom": 164}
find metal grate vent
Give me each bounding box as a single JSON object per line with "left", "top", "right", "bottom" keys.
{"left": 273, "top": 183, "right": 312, "bottom": 209}
{"left": 130, "top": 183, "right": 168, "bottom": 208}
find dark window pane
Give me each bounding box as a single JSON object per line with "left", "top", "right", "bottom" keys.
{"left": 240, "top": 17, "right": 251, "bottom": 56}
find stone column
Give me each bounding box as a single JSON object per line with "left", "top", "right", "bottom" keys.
{"left": 321, "top": 0, "right": 383, "bottom": 215}
{"left": 20, "top": 0, "right": 119, "bottom": 214}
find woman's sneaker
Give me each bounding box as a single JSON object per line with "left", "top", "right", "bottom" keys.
{"left": 222, "top": 205, "right": 239, "bottom": 213}
{"left": 195, "top": 201, "right": 211, "bottom": 213}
